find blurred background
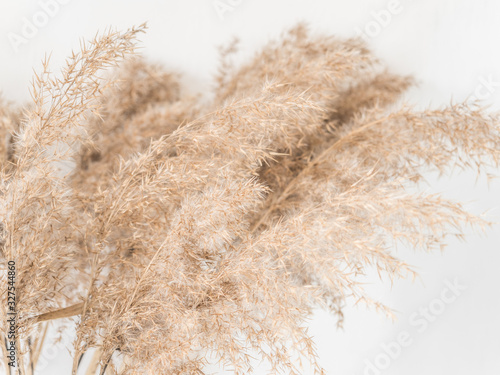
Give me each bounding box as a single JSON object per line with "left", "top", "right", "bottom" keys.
{"left": 0, "top": 0, "right": 499, "bottom": 374}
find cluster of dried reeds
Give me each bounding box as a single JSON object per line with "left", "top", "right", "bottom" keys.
{"left": 0, "top": 24, "right": 499, "bottom": 374}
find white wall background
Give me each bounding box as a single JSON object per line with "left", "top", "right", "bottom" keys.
{"left": 0, "top": 1, "right": 499, "bottom": 374}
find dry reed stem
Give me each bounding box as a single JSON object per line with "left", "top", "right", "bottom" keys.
{"left": 0, "top": 23, "right": 499, "bottom": 375}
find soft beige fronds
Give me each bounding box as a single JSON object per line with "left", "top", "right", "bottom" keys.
{"left": 1, "top": 23, "right": 499, "bottom": 375}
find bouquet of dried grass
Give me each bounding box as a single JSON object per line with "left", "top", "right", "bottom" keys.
{"left": 0, "top": 23, "right": 499, "bottom": 375}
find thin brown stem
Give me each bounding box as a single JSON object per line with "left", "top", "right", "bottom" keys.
{"left": 31, "top": 303, "right": 85, "bottom": 324}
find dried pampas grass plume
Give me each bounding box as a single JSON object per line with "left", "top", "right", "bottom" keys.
{"left": 0, "top": 23, "right": 499, "bottom": 374}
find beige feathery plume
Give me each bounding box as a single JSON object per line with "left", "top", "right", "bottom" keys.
{"left": 0, "top": 23, "right": 498, "bottom": 375}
